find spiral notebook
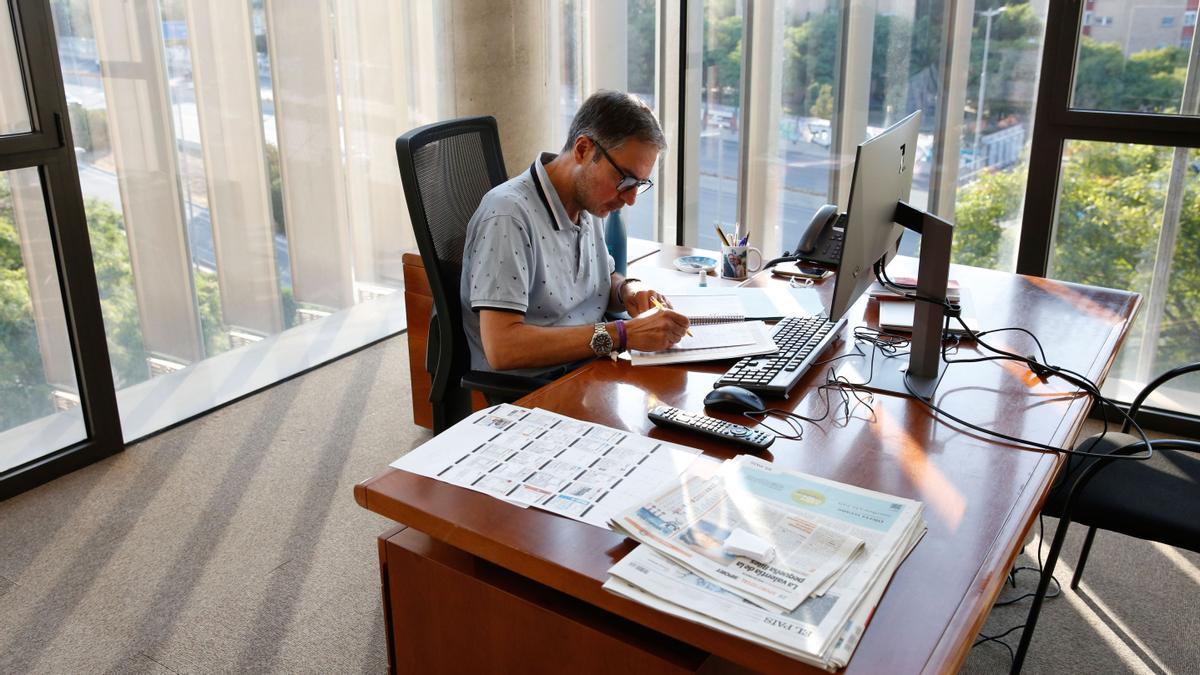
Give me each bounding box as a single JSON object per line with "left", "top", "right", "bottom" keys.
{"left": 666, "top": 288, "right": 824, "bottom": 322}
{"left": 665, "top": 293, "right": 748, "bottom": 325}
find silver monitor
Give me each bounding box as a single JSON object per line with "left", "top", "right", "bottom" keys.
{"left": 829, "top": 111, "right": 920, "bottom": 323}
{"left": 827, "top": 110, "right": 955, "bottom": 400}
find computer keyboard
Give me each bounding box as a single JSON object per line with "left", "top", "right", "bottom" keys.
{"left": 714, "top": 315, "right": 846, "bottom": 396}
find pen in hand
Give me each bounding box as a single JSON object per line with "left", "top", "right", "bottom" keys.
{"left": 652, "top": 298, "right": 693, "bottom": 337}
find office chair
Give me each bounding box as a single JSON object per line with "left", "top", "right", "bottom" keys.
{"left": 396, "top": 116, "right": 548, "bottom": 433}
{"left": 1011, "top": 362, "right": 1200, "bottom": 673}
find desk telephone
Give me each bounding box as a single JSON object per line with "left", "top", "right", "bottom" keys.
{"left": 792, "top": 203, "right": 845, "bottom": 266}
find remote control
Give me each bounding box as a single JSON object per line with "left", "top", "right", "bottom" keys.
{"left": 647, "top": 405, "right": 774, "bottom": 451}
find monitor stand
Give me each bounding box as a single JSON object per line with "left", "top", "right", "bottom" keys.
{"left": 858, "top": 201, "right": 954, "bottom": 401}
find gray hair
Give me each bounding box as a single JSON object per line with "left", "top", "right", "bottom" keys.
{"left": 561, "top": 90, "right": 667, "bottom": 155}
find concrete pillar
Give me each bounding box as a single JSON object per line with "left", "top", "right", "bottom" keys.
{"left": 445, "top": 0, "right": 558, "bottom": 177}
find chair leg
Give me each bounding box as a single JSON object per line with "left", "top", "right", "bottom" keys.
{"left": 1011, "top": 517, "right": 1072, "bottom": 674}
{"left": 1071, "top": 526, "right": 1097, "bottom": 590}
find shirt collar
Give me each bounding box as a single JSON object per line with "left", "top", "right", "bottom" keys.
{"left": 529, "top": 152, "right": 578, "bottom": 232}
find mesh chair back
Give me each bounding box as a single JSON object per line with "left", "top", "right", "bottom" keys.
{"left": 396, "top": 117, "right": 507, "bottom": 429}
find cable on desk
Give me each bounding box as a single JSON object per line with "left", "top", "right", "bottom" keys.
{"left": 869, "top": 259, "right": 1153, "bottom": 463}
{"left": 743, "top": 367, "right": 877, "bottom": 440}
{"left": 902, "top": 312, "right": 1154, "bottom": 462}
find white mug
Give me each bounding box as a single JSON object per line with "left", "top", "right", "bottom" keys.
{"left": 720, "top": 245, "right": 763, "bottom": 280}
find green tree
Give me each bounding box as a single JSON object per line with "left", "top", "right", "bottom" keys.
{"left": 627, "top": 0, "right": 657, "bottom": 97}
{"left": 1072, "top": 38, "right": 1188, "bottom": 113}
{"left": 702, "top": 14, "right": 744, "bottom": 106}
{"left": 782, "top": 12, "right": 838, "bottom": 116}
{"left": 0, "top": 181, "right": 54, "bottom": 428}
{"left": 950, "top": 167, "right": 1025, "bottom": 268}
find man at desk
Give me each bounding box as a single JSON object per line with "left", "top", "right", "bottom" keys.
{"left": 461, "top": 90, "right": 689, "bottom": 378}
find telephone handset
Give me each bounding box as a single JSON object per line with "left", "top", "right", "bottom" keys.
{"left": 792, "top": 203, "right": 845, "bottom": 266}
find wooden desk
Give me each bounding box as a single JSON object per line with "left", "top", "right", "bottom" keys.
{"left": 368, "top": 248, "right": 1139, "bottom": 673}
{"left": 402, "top": 237, "right": 666, "bottom": 429}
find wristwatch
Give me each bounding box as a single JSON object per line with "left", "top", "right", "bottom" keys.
{"left": 590, "top": 322, "right": 614, "bottom": 358}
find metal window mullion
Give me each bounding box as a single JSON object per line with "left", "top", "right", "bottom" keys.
{"left": 2, "top": 0, "right": 60, "bottom": 154}
{"left": 655, "top": 0, "right": 682, "bottom": 244}
{"left": 1017, "top": 0, "right": 1080, "bottom": 276}
{"left": 1132, "top": 25, "right": 1200, "bottom": 380}
{"left": 928, "top": 1, "right": 975, "bottom": 220}
{"left": 584, "top": 0, "right": 628, "bottom": 94}
{"left": 736, "top": 0, "right": 783, "bottom": 257}
{"left": 1, "top": 0, "right": 123, "bottom": 498}
{"left": 670, "top": 0, "right": 700, "bottom": 247}
{"left": 831, "top": 1, "right": 873, "bottom": 209}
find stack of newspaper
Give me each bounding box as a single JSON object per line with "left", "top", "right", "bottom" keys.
{"left": 604, "top": 455, "right": 926, "bottom": 671}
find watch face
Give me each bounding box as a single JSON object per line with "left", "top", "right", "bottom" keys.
{"left": 590, "top": 324, "right": 613, "bottom": 355}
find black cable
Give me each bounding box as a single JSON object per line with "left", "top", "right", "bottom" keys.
{"left": 992, "top": 515, "right": 1061, "bottom": 607}
{"left": 742, "top": 367, "right": 877, "bottom": 439}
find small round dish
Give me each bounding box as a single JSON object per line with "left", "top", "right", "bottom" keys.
{"left": 674, "top": 255, "right": 718, "bottom": 273}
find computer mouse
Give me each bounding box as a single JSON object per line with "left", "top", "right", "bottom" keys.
{"left": 703, "top": 385, "right": 766, "bottom": 413}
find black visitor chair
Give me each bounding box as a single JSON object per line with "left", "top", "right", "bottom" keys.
{"left": 1010, "top": 362, "right": 1200, "bottom": 673}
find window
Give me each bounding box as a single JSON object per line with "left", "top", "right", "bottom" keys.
{"left": 0, "top": 8, "right": 30, "bottom": 135}
{"left": 694, "top": 1, "right": 746, "bottom": 250}
{"left": 1048, "top": 142, "right": 1199, "bottom": 411}
{"left": 2, "top": 0, "right": 120, "bottom": 498}
{"left": 1021, "top": 3, "right": 1200, "bottom": 426}
{"left": 0, "top": 168, "right": 86, "bottom": 473}
{"left": 49, "top": 1, "right": 441, "bottom": 442}
{"left": 1162, "top": 16, "right": 1175, "bottom": 27}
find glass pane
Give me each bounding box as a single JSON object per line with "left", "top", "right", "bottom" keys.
{"left": 0, "top": 3, "right": 32, "bottom": 135}
{"left": 560, "top": 0, "right": 583, "bottom": 144}
{"left": 51, "top": 1, "right": 430, "bottom": 441}
{"left": 950, "top": 1, "right": 1049, "bottom": 271}
{"left": 1072, "top": 0, "right": 1198, "bottom": 115}
{"left": 697, "top": 0, "right": 745, "bottom": 250}
{"left": 0, "top": 168, "right": 86, "bottom": 472}
{"left": 623, "top": 0, "right": 659, "bottom": 240}
{"left": 775, "top": 2, "right": 843, "bottom": 252}
{"left": 1048, "top": 141, "right": 1200, "bottom": 414}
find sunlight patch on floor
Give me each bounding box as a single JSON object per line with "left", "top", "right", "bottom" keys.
{"left": 1023, "top": 535, "right": 1167, "bottom": 675}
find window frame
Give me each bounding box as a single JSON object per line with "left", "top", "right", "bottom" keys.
{"left": 1019, "top": 1, "right": 1200, "bottom": 436}
{"left": 0, "top": 0, "right": 122, "bottom": 500}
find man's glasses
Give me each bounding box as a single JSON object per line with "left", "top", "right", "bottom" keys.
{"left": 590, "top": 138, "right": 654, "bottom": 195}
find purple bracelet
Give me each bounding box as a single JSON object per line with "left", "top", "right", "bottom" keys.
{"left": 615, "top": 319, "right": 627, "bottom": 352}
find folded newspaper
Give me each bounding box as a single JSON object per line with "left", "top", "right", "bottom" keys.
{"left": 605, "top": 455, "right": 926, "bottom": 671}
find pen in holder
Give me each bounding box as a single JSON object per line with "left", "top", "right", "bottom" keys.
{"left": 720, "top": 244, "right": 763, "bottom": 280}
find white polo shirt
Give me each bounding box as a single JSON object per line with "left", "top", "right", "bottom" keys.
{"left": 461, "top": 152, "right": 615, "bottom": 378}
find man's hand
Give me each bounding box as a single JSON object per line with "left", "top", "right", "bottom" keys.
{"left": 625, "top": 306, "right": 690, "bottom": 352}
{"left": 622, "top": 283, "right": 670, "bottom": 317}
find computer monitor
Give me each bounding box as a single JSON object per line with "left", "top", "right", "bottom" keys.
{"left": 827, "top": 110, "right": 955, "bottom": 400}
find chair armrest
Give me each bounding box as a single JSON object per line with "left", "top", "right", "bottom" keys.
{"left": 461, "top": 370, "right": 551, "bottom": 403}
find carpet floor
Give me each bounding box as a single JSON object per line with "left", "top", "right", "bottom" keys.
{"left": 0, "top": 333, "right": 1195, "bottom": 673}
